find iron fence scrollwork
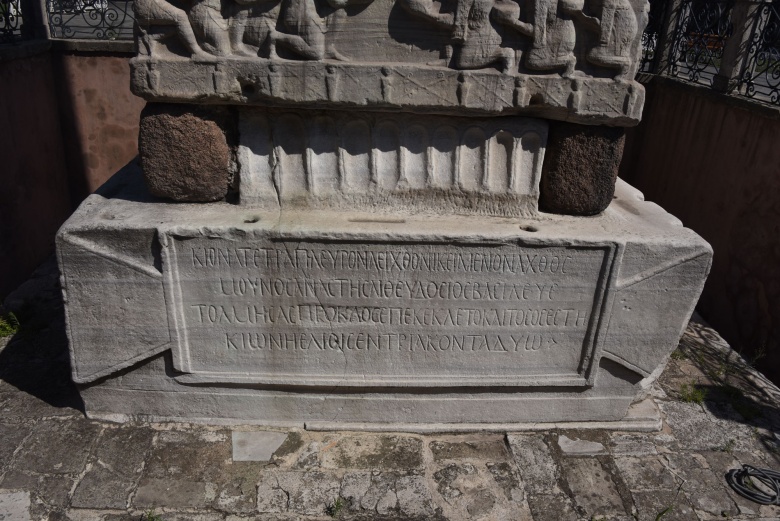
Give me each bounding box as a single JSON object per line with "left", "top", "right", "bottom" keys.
{"left": 46, "top": 0, "right": 134, "bottom": 39}
{"left": 668, "top": 0, "right": 734, "bottom": 86}
{"left": 641, "top": 0, "right": 668, "bottom": 72}
{"left": 1, "top": 0, "right": 26, "bottom": 42}
{"left": 739, "top": 1, "right": 780, "bottom": 104}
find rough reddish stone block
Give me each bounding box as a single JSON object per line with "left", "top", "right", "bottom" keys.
{"left": 139, "top": 103, "right": 234, "bottom": 202}
{"left": 540, "top": 123, "right": 626, "bottom": 216}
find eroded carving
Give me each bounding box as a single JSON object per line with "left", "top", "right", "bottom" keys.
{"left": 135, "top": 0, "right": 646, "bottom": 78}
{"left": 238, "top": 109, "right": 547, "bottom": 216}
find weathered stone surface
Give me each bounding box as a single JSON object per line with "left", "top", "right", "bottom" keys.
{"left": 609, "top": 434, "right": 658, "bottom": 457}
{"left": 507, "top": 434, "right": 560, "bottom": 494}
{"left": 133, "top": 429, "right": 246, "bottom": 510}
{"left": 539, "top": 123, "right": 626, "bottom": 216}
{"left": 0, "top": 424, "right": 31, "bottom": 474}
{"left": 133, "top": 478, "right": 212, "bottom": 510}
{"left": 557, "top": 434, "right": 607, "bottom": 456}
{"left": 11, "top": 420, "right": 101, "bottom": 475}
{"left": 432, "top": 461, "right": 530, "bottom": 520}
{"left": 256, "top": 471, "right": 341, "bottom": 516}
{"left": 57, "top": 164, "right": 710, "bottom": 426}
{"left": 231, "top": 431, "right": 288, "bottom": 462}
{"left": 630, "top": 489, "right": 698, "bottom": 521}
{"left": 613, "top": 456, "right": 677, "bottom": 491}
{"left": 0, "top": 490, "right": 31, "bottom": 521}
{"left": 560, "top": 457, "right": 627, "bottom": 518}
{"left": 663, "top": 452, "right": 738, "bottom": 518}
{"left": 138, "top": 103, "right": 233, "bottom": 202}
{"left": 71, "top": 427, "right": 154, "bottom": 509}
{"left": 430, "top": 436, "right": 510, "bottom": 462}
{"left": 238, "top": 110, "right": 547, "bottom": 217}
{"left": 130, "top": 0, "right": 648, "bottom": 126}
{"left": 319, "top": 435, "right": 424, "bottom": 470}
{"left": 526, "top": 493, "right": 579, "bottom": 521}
{"left": 3, "top": 267, "right": 780, "bottom": 521}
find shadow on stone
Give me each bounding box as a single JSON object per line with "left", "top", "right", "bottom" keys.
{"left": 0, "top": 256, "right": 85, "bottom": 414}
{"left": 670, "top": 317, "right": 780, "bottom": 460}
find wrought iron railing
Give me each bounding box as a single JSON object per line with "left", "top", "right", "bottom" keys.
{"left": 669, "top": 0, "right": 734, "bottom": 86}
{"left": 1, "top": 0, "right": 26, "bottom": 42}
{"left": 46, "top": 0, "right": 134, "bottom": 39}
{"left": 641, "top": 0, "right": 669, "bottom": 72}
{"left": 640, "top": 0, "right": 779, "bottom": 105}
{"left": 738, "top": 1, "right": 780, "bottom": 103}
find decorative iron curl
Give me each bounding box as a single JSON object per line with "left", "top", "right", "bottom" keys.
{"left": 47, "top": 0, "right": 134, "bottom": 39}
{"left": 1, "top": 0, "right": 25, "bottom": 43}
{"left": 738, "top": 2, "right": 780, "bottom": 105}
{"left": 668, "top": 0, "right": 733, "bottom": 87}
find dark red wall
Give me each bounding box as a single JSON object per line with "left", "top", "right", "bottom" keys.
{"left": 0, "top": 48, "right": 71, "bottom": 299}
{"left": 1, "top": 45, "right": 143, "bottom": 300}
{"left": 621, "top": 76, "right": 780, "bottom": 382}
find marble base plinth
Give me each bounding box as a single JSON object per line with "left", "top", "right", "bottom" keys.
{"left": 56, "top": 164, "right": 710, "bottom": 428}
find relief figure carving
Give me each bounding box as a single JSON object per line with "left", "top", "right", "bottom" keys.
{"left": 134, "top": 0, "right": 213, "bottom": 58}
{"left": 267, "top": 0, "right": 374, "bottom": 60}
{"left": 525, "top": 0, "right": 598, "bottom": 77}
{"left": 401, "top": 0, "right": 535, "bottom": 72}
{"left": 188, "top": 0, "right": 233, "bottom": 56}
{"left": 584, "top": 0, "right": 643, "bottom": 79}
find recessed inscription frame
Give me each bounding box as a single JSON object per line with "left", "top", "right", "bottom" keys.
{"left": 159, "top": 229, "right": 622, "bottom": 389}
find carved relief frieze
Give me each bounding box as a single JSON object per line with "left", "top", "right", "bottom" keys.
{"left": 131, "top": 0, "right": 648, "bottom": 124}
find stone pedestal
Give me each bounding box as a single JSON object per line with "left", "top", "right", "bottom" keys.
{"left": 55, "top": 0, "right": 709, "bottom": 428}
{"left": 57, "top": 164, "right": 710, "bottom": 428}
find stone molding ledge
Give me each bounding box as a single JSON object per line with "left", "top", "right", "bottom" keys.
{"left": 131, "top": 57, "right": 645, "bottom": 126}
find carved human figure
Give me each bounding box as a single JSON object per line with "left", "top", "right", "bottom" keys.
{"left": 226, "top": 0, "right": 280, "bottom": 56}
{"left": 266, "top": 0, "right": 373, "bottom": 60}
{"left": 585, "top": 0, "right": 642, "bottom": 79}
{"left": 266, "top": 0, "right": 326, "bottom": 59}
{"left": 491, "top": 0, "right": 534, "bottom": 37}
{"left": 453, "top": 0, "right": 515, "bottom": 70}
{"left": 525, "top": 0, "right": 598, "bottom": 77}
{"left": 134, "top": 0, "right": 212, "bottom": 58}
{"left": 399, "top": 0, "right": 454, "bottom": 28}
{"left": 188, "top": 0, "right": 233, "bottom": 56}
{"left": 401, "top": 0, "right": 533, "bottom": 72}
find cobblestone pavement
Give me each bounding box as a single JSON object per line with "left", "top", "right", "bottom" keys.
{"left": 2, "top": 258, "right": 780, "bottom": 521}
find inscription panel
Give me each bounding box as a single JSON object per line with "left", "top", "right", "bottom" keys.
{"left": 163, "top": 236, "right": 615, "bottom": 387}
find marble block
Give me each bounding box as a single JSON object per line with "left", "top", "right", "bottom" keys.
{"left": 130, "top": 0, "right": 649, "bottom": 126}
{"left": 56, "top": 164, "right": 711, "bottom": 427}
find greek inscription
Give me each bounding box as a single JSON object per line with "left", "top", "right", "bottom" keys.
{"left": 191, "top": 304, "right": 587, "bottom": 328}
{"left": 191, "top": 246, "right": 574, "bottom": 275}
{"left": 217, "top": 277, "right": 559, "bottom": 301}
{"left": 170, "top": 239, "right": 610, "bottom": 382}
{"left": 223, "top": 332, "right": 559, "bottom": 353}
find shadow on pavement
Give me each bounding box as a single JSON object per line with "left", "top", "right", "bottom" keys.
{"left": 0, "top": 255, "right": 84, "bottom": 414}
{"left": 667, "top": 316, "right": 780, "bottom": 463}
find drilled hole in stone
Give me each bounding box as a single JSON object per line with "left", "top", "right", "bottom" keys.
{"left": 520, "top": 225, "right": 539, "bottom": 232}
{"left": 528, "top": 94, "right": 544, "bottom": 106}
{"left": 244, "top": 216, "right": 260, "bottom": 223}
{"left": 241, "top": 83, "right": 256, "bottom": 97}
{"left": 349, "top": 218, "right": 406, "bottom": 224}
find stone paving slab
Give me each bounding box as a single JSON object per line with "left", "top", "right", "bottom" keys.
{"left": 2, "top": 258, "right": 780, "bottom": 520}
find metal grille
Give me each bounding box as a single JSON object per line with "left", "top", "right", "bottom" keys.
{"left": 1, "top": 0, "right": 25, "bottom": 42}
{"left": 46, "top": 0, "right": 134, "bottom": 39}
{"left": 640, "top": 0, "right": 668, "bottom": 73}
{"left": 668, "top": 0, "right": 734, "bottom": 86}
{"left": 739, "top": 1, "right": 780, "bottom": 104}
